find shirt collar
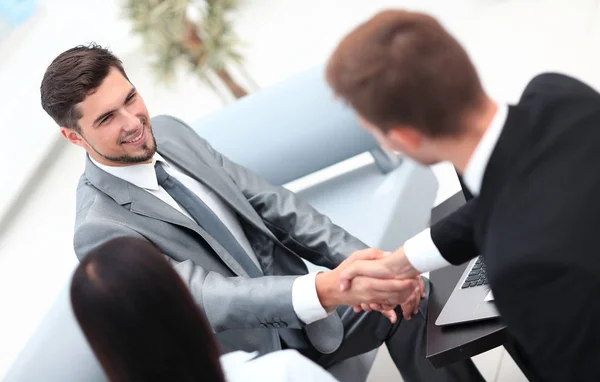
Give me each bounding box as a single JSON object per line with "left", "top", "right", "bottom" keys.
{"left": 89, "top": 153, "right": 169, "bottom": 191}
{"left": 462, "top": 103, "right": 509, "bottom": 196}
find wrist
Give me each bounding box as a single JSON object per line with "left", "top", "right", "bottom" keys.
{"left": 315, "top": 271, "right": 341, "bottom": 310}
{"left": 391, "top": 246, "right": 419, "bottom": 278}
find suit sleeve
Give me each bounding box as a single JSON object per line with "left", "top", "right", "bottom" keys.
{"left": 167, "top": 256, "right": 302, "bottom": 332}
{"left": 428, "top": 198, "right": 480, "bottom": 265}
{"left": 74, "top": 219, "right": 309, "bottom": 332}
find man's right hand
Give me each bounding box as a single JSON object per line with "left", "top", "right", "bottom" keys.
{"left": 315, "top": 248, "right": 421, "bottom": 322}
{"left": 352, "top": 275, "right": 424, "bottom": 320}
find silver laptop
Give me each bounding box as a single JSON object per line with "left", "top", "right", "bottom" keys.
{"left": 435, "top": 255, "right": 500, "bottom": 326}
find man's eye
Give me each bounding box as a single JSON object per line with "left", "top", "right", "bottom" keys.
{"left": 126, "top": 94, "right": 136, "bottom": 103}
{"left": 100, "top": 115, "right": 113, "bottom": 125}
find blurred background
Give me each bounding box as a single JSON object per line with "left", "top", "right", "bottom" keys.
{"left": 0, "top": 0, "right": 599, "bottom": 380}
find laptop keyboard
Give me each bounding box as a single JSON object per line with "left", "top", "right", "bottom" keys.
{"left": 461, "top": 256, "right": 488, "bottom": 289}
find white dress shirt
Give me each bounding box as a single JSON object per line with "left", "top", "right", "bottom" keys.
{"left": 90, "top": 153, "right": 329, "bottom": 324}
{"left": 404, "top": 104, "right": 509, "bottom": 272}
{"left": 220, "top": 350, "right": 339, "bottom": 382}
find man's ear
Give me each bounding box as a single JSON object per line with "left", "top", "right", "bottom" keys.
{"left": 386, "top": 126, "right": 423, "bottom": 153}
{"left": 60, "top": 126, "right": 87, "bottom": 148}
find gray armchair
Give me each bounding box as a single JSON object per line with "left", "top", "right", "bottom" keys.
{"left": 5, "top": 66, "right": 437, "bottom": 382}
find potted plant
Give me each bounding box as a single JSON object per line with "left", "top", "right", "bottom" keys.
{"left": 123, "top": 0, "right": 250, "bottom": 101}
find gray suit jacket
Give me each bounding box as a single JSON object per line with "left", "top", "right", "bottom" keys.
{"left": 73, "top": 115, "right": 367, "bottom": 355}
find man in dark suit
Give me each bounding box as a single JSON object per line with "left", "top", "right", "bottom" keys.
{"left": 39, "top": 43, "right": 485, "bottom": 381}
{"left": 326, "top": 9, "right": 600, "bottom": 382}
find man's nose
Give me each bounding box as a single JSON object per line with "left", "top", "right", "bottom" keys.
{"left": 122, "top": 111, "right": 141, "bottom": 131}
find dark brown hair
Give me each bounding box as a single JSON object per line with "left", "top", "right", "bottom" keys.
{"left": 70, "top": 237, "right": 226, "bottom": 382}
{"left": 326, "top": 10, "right": 485, "bottom": 137}
{"left": 40, "top": 43, "right": 129, "bottom": 132}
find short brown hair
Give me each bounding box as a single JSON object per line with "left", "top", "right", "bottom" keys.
{"left": 40, "top": 43, "right": 129, "bottom": 132}
{"left": 326, "top": 10, "right": 485, "bottom": 137}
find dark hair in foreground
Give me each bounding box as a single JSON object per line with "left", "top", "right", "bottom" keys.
{"left": 70, "top": 237, "right": 225, "bottom": 382}
{"left": 40, "top": 42, "right": 129, "bottom": 132}
{"left": 326, "top": 10, "right": 485, "bottom": 137}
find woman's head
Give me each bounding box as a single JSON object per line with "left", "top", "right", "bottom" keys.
{"left": 70, "top": 237, "right": 225, "bottom": 382}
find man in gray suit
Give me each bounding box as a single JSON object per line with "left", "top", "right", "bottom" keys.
{"left": 40, "top": 43, "right": 484, "bottom": 381}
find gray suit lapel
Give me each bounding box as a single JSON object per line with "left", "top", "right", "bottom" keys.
{"left": 128, "top": 187, "right": 251, "bottom": 277}
{"left": 157, "top": 141, "right": 276, "bottom": 240}
{"left": 83, "top": 157, "right": 250, "bottom": 277}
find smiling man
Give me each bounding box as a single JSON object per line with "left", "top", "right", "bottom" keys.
{"left": 59, "top": 68, "right": 155, "bottom": 165}
{"left": 39, "top": 43, "right": 484, "bottom": 381}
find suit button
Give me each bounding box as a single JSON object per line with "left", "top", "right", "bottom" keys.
{"left": 272, "top": 323, "right": 281, "bottom": 328}
{"left": 260, "top": 324, "right": 267, "bottom": 328}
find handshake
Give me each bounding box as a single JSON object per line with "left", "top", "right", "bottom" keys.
{"left": 315, "top": 247, "right": 423, "bottom": 323}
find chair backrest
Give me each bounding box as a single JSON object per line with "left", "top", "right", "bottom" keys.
{"left": 190, "top": 65, "right": 398, "bottom": 186}
{"left": 191, "top": 64, "right": 436, "bottom": 252}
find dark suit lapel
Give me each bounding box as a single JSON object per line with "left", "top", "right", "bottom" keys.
{"left": 83, "top": 157, "right": 250, "bottom": 277}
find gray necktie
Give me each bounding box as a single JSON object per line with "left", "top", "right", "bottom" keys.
{"left": 155, "top": 162, "right": 262, "bottom": 278}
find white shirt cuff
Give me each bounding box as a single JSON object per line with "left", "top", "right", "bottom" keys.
{"left": 291, "top": 272, "right": 330, "bottom": 325}
{"left": 404, "top": 228, "right": 451, "bottom": 273}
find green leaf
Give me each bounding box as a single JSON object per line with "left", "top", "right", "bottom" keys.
{"left": 122, "top": 0, "right": 248, "bottom": 95}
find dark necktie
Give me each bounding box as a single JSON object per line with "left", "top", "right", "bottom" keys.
{"left": 154, "top": 162, "right": 262, "bottom": 278}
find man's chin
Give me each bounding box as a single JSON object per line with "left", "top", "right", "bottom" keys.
{"left": 133, "top": 148, "right": 156, "bottom": 163}
{"left": 405, "top": 154, "right": 441, "bottom": 166}
{"left": 422, "top": 159, "right": 442, "bottom": 166}
{"left": 103, "top": 150, "right": 155, "bottom": 165}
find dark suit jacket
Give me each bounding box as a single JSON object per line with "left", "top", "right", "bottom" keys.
{"left": 432, "top": 73, "right": 600, "bottom": 381}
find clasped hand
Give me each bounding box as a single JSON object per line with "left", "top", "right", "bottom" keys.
{"left": 316, "top": 248, "right": 423, "bottom": 323}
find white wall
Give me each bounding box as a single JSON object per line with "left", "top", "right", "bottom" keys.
{"left": 0, "top": 0, "right": 140, "bottom": 220}
{"left": 1, "top": 0, "right": 600, "bottom": 378}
